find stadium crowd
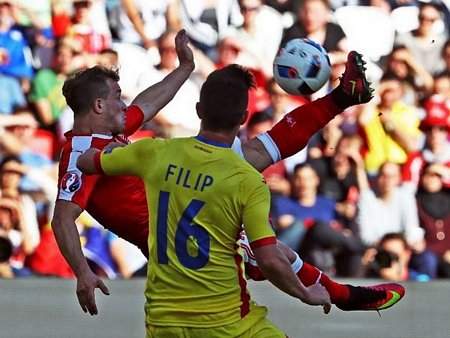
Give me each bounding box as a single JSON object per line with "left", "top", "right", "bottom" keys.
{"left": 0, "top": 0, "right": 449, "bottom": 282}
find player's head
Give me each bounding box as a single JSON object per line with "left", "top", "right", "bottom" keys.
{"left": 63, "top": 66, "right": 120, "bottom": 116}
{"left": 63, "top": 66, "right": 127, "bottom": 134}
{"left": 197, "top": 64, "right": 255, "bottom": 132}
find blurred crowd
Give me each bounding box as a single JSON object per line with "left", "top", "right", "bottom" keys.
{"left": 0, "top": 0, "right": 449, "bottom": 282}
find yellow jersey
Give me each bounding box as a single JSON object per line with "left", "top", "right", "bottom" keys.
{"left": 98, "top": 136, "right": 276, "bottom": 328}
{"left": 361, "top": 102, "right": 421, "bottom": 174}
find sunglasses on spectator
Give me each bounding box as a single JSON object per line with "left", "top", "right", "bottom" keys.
{"left": 418, "top": 15, "right": 438, "bottom": 22}
{"left": 240, "top": 5, "right": 260, "bottom": 12}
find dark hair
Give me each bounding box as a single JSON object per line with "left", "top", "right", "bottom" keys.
{"left": 379, "top": 232, "right": 408, "bottom": 249}
{"left": 62, "top": 66, "right": 120, "bottom": 116}
{"left": 247, "top": 111, "right": 273, "bottom": 131}
{"left": 380, "top": 71, "right": 402, "bottom": 83}
{"left": 0, "top": 156, "right": 22, "bottom": 171}
{"left": 293, "top": 162, "right": 318, "bottom": 176}
{"left": 199, "top": 64, "right": 255, "bottom": 131}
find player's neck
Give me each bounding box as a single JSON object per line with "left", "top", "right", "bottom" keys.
{"left": 72, "top": 117, "right": 112, "bottom": 136}
{"left": 197, "top": 130, "right": 236, "bottom": 147}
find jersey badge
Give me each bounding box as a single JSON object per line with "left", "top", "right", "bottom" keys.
{"left": 61, "top": 172, "right": 81, "bottom": 193}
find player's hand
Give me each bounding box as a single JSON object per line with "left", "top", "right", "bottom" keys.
{"left": 174, "top": 29, "right": 194, "bottom": 71}
{"left": 76, "top": 270, "right": 110, "bottom": 315}
{"left": 305, "top": 283, "right": 332, "bottom": 314}
{"left": 104, "top": 141, "right": 126, "bottom": 151}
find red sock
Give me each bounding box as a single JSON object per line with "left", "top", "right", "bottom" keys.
{"left": 267, "top": 94, "right": 342, "bottom": 159}
{"left": 297, "top": 262, "right": 350, "bottom": 304}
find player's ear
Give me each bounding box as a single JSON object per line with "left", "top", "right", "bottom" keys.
{"left": 93, "top": 98, "right": 103, "bottom": 114}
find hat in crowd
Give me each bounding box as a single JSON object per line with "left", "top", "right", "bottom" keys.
{"left": 419, "top": 94, "right": 450, "bottom": 132}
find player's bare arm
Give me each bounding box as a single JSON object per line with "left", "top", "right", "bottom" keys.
{"left": 241, "top": 137, "right": 274, "bottom": 172}
{"left": 130, "top": 29, "right": 195, "bottom": 123}
{"left": 51, "top": 201, "right": 110, "bottom": 315}
{"left": 76, "top": 148, "right": 102, "bottom": 175}
{"left": 253, "top": 244, "right": 331, "bottom": 314}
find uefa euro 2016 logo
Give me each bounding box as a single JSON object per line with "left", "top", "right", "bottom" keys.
{"left": 61, "top": 172, "right": 81, "bottom": 193}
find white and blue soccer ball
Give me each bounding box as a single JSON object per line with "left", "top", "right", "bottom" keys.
{"left": 273, "top": 38, "right": 331, "bottom": 96}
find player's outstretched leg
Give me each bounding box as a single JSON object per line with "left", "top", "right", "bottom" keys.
{"left": 263, "top": 51, "right": 374, "bottom": 161}
{"left": 242, "top": 237, "right": 405, "bottom": 312}
{"left": 295, "top": 260, "right": 405, "bottom": 312}
{"left": 334, "top": 283, "right": 405, "bottom": 312}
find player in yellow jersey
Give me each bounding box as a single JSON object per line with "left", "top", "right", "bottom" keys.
{"left": 78, "top": 64, "right": 331, "bottom": 336}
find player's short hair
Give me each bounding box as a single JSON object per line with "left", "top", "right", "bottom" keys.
{"left": 62, "top": 66, "right": 120, "bottom": 116}
{"left": 199, "top": 64, "right": 255, "bottom": 131}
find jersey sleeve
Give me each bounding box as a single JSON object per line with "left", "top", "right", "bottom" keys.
{"left": 57, "top": 159, "right": 100, "bottom": 210}
{"left": 241, "top": 174, "right": 277, "bottom": 250}
{"left": 124, "top": 105, "right": 145, "bottom": 137}
{"left": 98, "top": 138, "right": 155, "bottom": 178}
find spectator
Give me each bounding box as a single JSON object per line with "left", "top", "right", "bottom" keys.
{"left": 116, "top": 0, "right": 177, "bottom": 52}
{"left": 139, "top": 29, "right": 201, "bottom": 138}
{"left": 0, "top": 111, "right": 39, "bottom": 159}
{"left": 10, "top": 0, "right": 54, "bottom": 69}
{"left": 364, "top": 232, "right": 430, "bottom": 282}
{"left": 280, "top": 0, "right": 348, "bottom": 65}
{"left": 308, "top": 113, "right": 344, "bottom": 160}
{"left": 53, "top": 0, "right": 111, "bottom": 66}
{"left": 194, "top": 35, "right": 271, "bottom": 116}
{"left": 352, "top": 154, "right": 425, "bottom": 253}
{"left": 175, "top": 0, "right": 242, "bottom": 58}
{"left": 415, "top": 162, "right": 450, "bottom": 278}
{"left": 272, "top": 162, "right": 366, "bottom": 276}
{"left": 395, "top": 2, "right": 447, "bottom": 76}
{"left": 402, "top": 94, "right": 450, "bottom": 189}
{"left": 0, "top": 73, "right": 27, "bottom": 115}
{"left": 0, "top": 158, "right": 40, "bottom": 276}
{"left": 432, "top": 70, "right": 450, "bottom": 98}
{"left": 383, "top": 44, "right": 434, "bottom": 106}
{"left": 262, "top": 77, "right": 301, "bottom": 123}
{"left": 0, "top": 0, "right": 34, "bottom": 91}
{"left": 227, "top": 0, "right": 284, "bottom": 78}
{"left": 0, "top": 197, "right": 33, "bottom": 277}
{"left": 29, "top": 37, "right": 82, "bottom": 133}
{"left": 0, "top": 110, "right": 56, "bottom": 184}
{"left": 309, "top": 134, "right": 362, "bottom": 229}
{"left": 357, "top": 72, "right": 422, "bottom": 175}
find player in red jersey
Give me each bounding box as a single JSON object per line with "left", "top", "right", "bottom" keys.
{"left": 52, "top": 35, "right": 404, "bottom": 316}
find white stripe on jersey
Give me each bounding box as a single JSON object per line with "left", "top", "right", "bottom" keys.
{"left": 59, "top": 136, "right": 96, "bottom": 201}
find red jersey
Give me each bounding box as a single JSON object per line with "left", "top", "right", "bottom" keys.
{"left": 56, "top": 105, "right": 149, "bottom": 254}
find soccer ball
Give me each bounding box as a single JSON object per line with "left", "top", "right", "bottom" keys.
{"left": 273, "top": 38, "right": 331, "bottom": 96}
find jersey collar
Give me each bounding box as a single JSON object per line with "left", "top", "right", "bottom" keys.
{"left": 195, "top": 135, "right": 230, "bottom": 148}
